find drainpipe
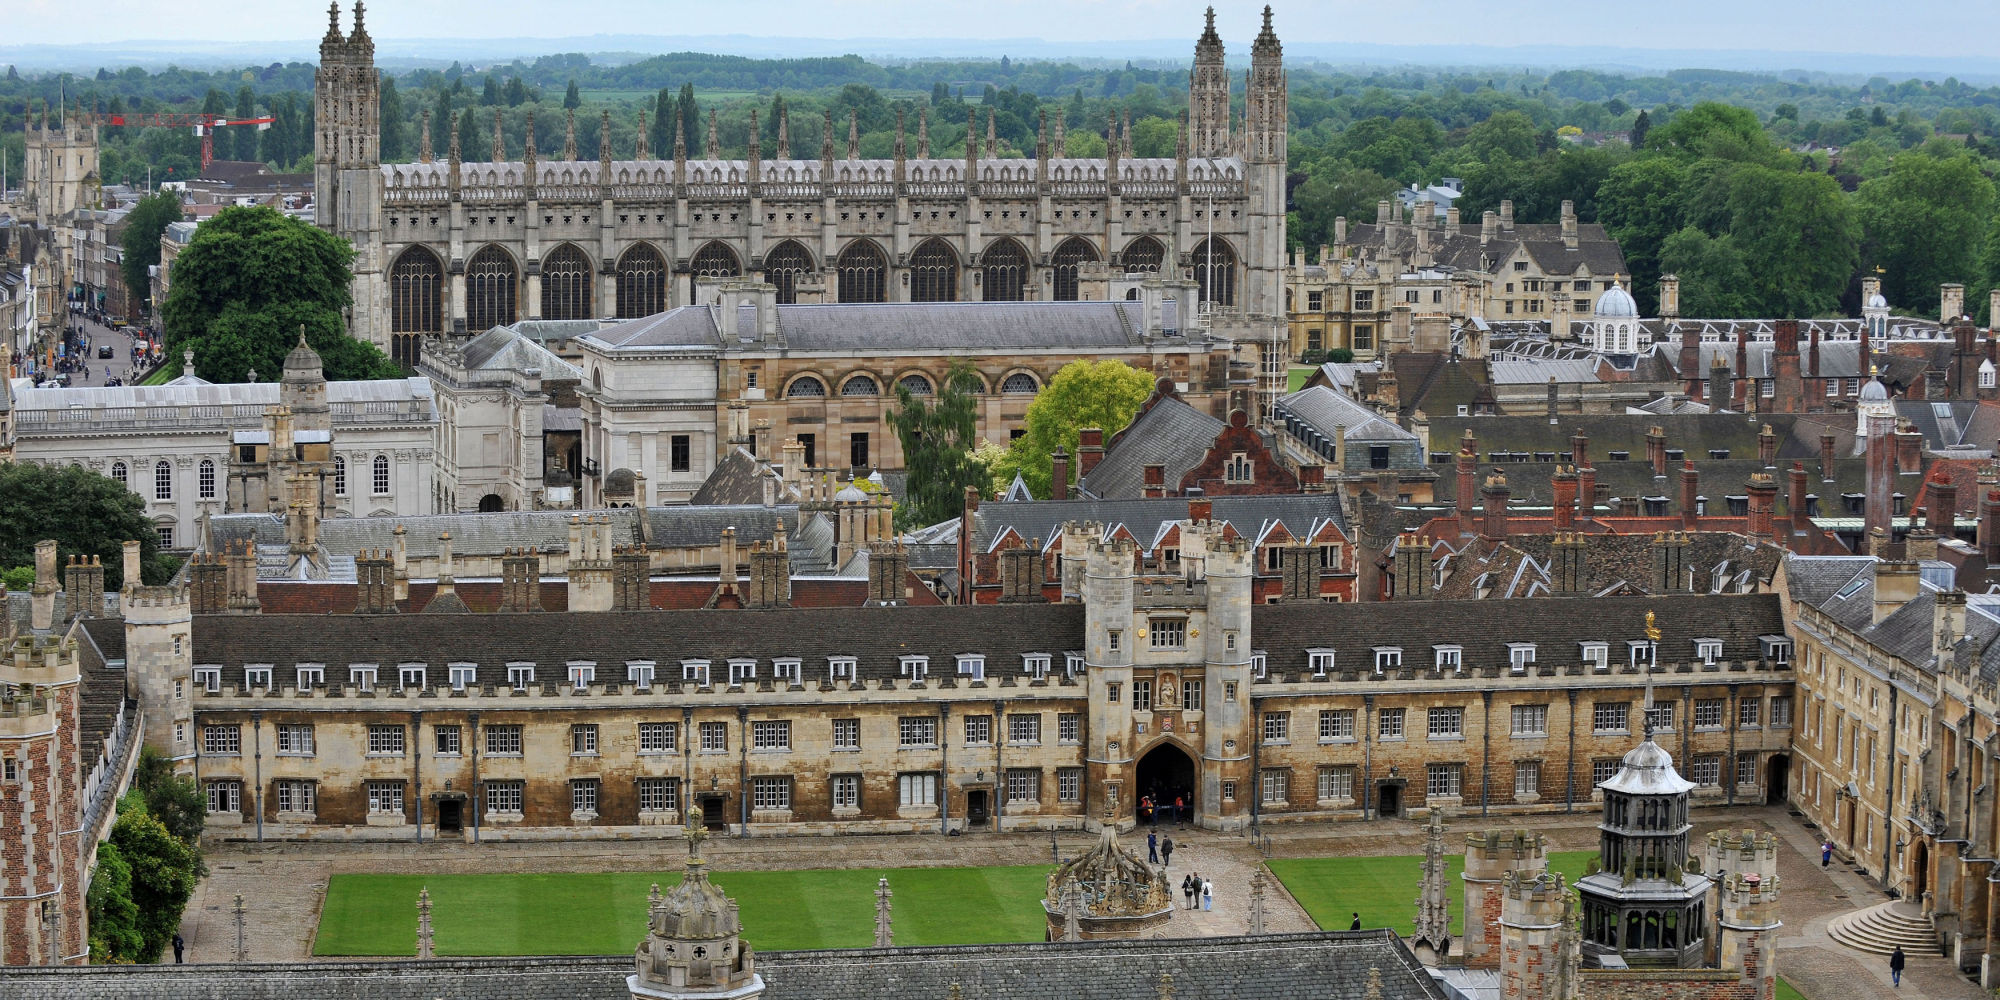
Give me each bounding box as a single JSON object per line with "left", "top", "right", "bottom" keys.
{"left": 737, "top": 706, "right": 749, "bottom": 836}
{"left": 994, "top": 698, "right": 1006, "bottom": 833}
{"left": 1250, "top": 694, "right": 1262, "bottom": 834}
{"left": 1565, "top": 689, "right": 1577, "bottom": 813}
{"left": 1362, "top": 693, "right": 1375, "bottom": 820}
{"left": 412, "top": 709, "right": 424, "bottom": 843}
{"left": 469, "top": 710, "right": 481, "bottom": 844}
{"left": 939, "top": 702, "right": 952, "bottom": 835}
{"left": 1480, "top": 691, "right": 1492, "bottom": 817}
{"left": 1883, "top": 686, "right": 1899, "bottom": 881}
{"left": 251, "top": 710, "right": 264, "bottom": 842}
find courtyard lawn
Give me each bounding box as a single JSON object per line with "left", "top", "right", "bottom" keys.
{"left": 314, "top": 865, "right": 1051, "bottom": 957}
{"left": 1288, "top": 365, "right": 1316, "bottom": 392}
{"left": 1267, "top": 850, "right": 1597, "bottom": 938}
{"left": 1775, "top": 978, "right": 1807, "bottom": 1000}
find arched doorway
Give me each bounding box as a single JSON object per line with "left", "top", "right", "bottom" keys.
{"left": 477, "top": 493, "right": 505, "bottom": 513}
{"left": 1766, "top": 753, "right": 1789, "bottom": 805}
{"left": 1911, "top": 840, "right": 1929, "bottom": 904}
{"left": 1135, "top": 741, "right": 1196, "bottom": 824}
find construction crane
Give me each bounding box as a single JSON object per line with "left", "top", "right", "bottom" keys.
{"left": 97, "top": 112, "right": 276, "bottom": 172}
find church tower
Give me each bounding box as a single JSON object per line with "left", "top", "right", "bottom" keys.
{"left": 1241, "top": 6, "right": 1290, "bottom": 415}
{"left": 1188, "top": 8, "right": 1230, "bottom": 157}
{"left": 314, "top": 2, "right": 386, "bottom": 353}
{"left": 1244, "top": 6, "right": 1287, "bottom": 166}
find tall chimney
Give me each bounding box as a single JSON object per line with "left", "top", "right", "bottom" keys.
{"left": 1928, "top": 470, "right": 1959, "bottom": 539}
{"left": 1679, "top": 460, "right": 1700, "bottom": 530}
{"left": 1077, "top": 428, "right": 1106, "bottom": 478}
{"left": 1481, "top": 472, "right": 1511, "bottom": 541}
{"left": 1747, "top": 473, "right": 1778, "bottom": 542}
{"left": 1788, "top": 462, "right": 1812, "bottom": 539}
{"left": 122, "top": 539, "right": 141, "bottom": 593}
{"left": 1647, "top": 426, "right": 1668, "bottom": 479}
{"left": 1051, "top": 447, "right": 1070, "bottom": 501}
{"left": 1456, "top": 430, "right": 1479, "bottom": 534}
{"left": 1820, "top": 432, "right": 1837, "bottom": 483}
{"left": 1552, "top": 466, "right": 1578, "bottom": 530}
{"left": 31, "top": 539, "right": 58, "bottom": 632}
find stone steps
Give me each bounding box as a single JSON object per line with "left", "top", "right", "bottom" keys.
{"left": 1827, "top": 900, "right": 1936, "bottom": 956}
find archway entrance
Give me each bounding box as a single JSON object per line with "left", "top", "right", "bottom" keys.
{"left": 478, "top": 493, "right": 505, "bottom": 513}
{"left": 1912, "top": 840, "right": 1929, "bottom": 904}
{"left": 1136, "top": 741, "right": 1196, "bottom": 825}
{"left": 1766, "top": 754, "right": 1789, "bottom": 805}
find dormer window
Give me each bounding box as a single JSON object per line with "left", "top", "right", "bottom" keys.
{"left": 567, "top": 661, "right": 596, "bottom": 687}
{"left": 296, "top": 664, "right": 324, "bottom": 691}
{"left": 1580, "top": 643, "right": 1608, "bottom": 671}
{"left": 1507, "top": 644, "right": 1537, "bottom": 672}
{"left": 507, "top": 662, "right": 536, "bottom": 690}
{"left": 1433, "top": 645, "right": 1462, "bottom": 671}
{"left": 728, "top": 659, "right": 757, "bottom": 686}
{"left": 398, "top": 664, "right": 427, "bottom": 691}
{"left": 827, "top": 657, "right": 857, "bottom": 682}
{"left": 1373, "top": 647, "right": 1402, "bottom": 672}
{"left": 1628, "top": 640, "right": 1656, "bottom": 669}
{"left": 349, "top": 664, "right": 378, "bottom": 693}
{"left": 957, "top": 654, "right": 986, "bottom": 681}
{"left": 772, "top": 658, "right": 802, "bottom": 685}
{"left": 245, "top": 665, "right": 273, "bottom": 689}
{"left": 446, "top": 664, "right": 476, "bottom": 691}
{"left": 1759, "top": 636, "right": 1792, "bottom": 665}
{"left": 193, "top": 666, "right": 222, "bottom": 693}
{"left": 1023, "top": 654, "right": 1052, "bottom": 680}
{"left": 1252, "top": 651, "right": 1268, "bottom": 680}
{"left": 1308, "top": 649, "right": 1336, "bottom": 677}
{"left": 900, "top": 656, "right": 929, "bottom": 681}
{"left": 1694, "top": 639, "right": 1723, "bottom": 666}
{"left": 626, "top": 661, "right": 656, "bottom": 690}
{"left": 1064, "top": 652, "right": 1084, "bottom": 678}
{"left": 681, "top": 659, "right": 711, "bottom": 688}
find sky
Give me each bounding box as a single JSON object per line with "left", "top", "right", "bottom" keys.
{"left": 7, "top": 0, "right": 1997, "bottom": 58}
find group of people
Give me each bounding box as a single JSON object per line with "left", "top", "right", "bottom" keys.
{"left": 1138, "top": 793, "right": 1187, "bottom": 825}
{"left": 1180, "top": 873, "right": 1213, "bottom": 911}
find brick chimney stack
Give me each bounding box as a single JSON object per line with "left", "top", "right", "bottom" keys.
{"left": 1983, "top": 488, "right": 2000, "bottom": 563}
{"left": 1747, "top": 473, "right": 1778, "bottom": 542}
{"left": 1929, "top": 470, "right": 1958, "bottom": 539}
{"left": 1758, "top": 423, "right": 1776, "bottom": 467}
{"left": 1456, "top": 430, "right": 1479, "bottom": 534}
{"left": 1552, "top": 466, "right": 1578, "bottom": 530}
{"left": 1077, "top": 428, "right": 1105, "bottom": 479}
{"left": 1820, "top": 432, "right": 1838, "bottom": 483}
{"left": 1679, "top": 460, "right": 1701, "bottom": 530}
{"left": 1647, "top": 426, "right": 1668, "bottom": 479}
{"left": 1481, "top": 471, "right": 1511, "bottom": 541}
{"left": 1051, "top": 447, "right": 1070, "bottom": 501}
{"left": 1789, "top": 462, "right": 1812, "bottom": 539}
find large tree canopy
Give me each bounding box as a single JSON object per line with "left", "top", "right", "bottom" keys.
{"left": 886, "top": 365, "right": 988, "bottom": 529}
{"left": 159, "top": 206, "right": 401, "bottom": 383}
{"left": 992, "top": 359, "right": 1156, "bottom": 498}
{"left": 0, "top": 463, "right": 172, "bottom": 589}
{"left": 1857, "top": 148, "right": 1996, "bottom": 311}
{"left": 118, "top": 192, "right": 182, "bottom": 312}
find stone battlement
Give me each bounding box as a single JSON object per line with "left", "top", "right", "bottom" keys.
{"left": 1501, "top": 869, "right": 1567, "bottom": 903}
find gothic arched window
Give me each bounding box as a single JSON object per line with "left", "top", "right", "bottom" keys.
{"left": 763, "top": 240, "right": 815, "bottom": 305}
{"left": 1052, "top": 236, "right": 1099, "bottom": 301}
{"left": 465, "top": 245, "right": 519, "bottom": 334}
{"left": 690, "top": 241, "right": 742, "bottom": 279}
{"left": 840, "top": 374, "right": 880, "bottom": 396}
{"left": 1122, "top": 236, "right": 1166, "bottom": 274}
{"left": 980, "top": 239, "right": 1030, "bottom": 302}
{"left": 909, "top": 238, "right": 958, "bottom": 303}
{"left": 540, "top": 243, "right": 593, "bottom": 321}
{"left": 388, "top": 245, "right": 443, "bottom": 368}
{"left": 1191, "top": 237, "right": 1238, "bottom": 307}
{"left": 615, "top": 243, "right": 668, "bottom": 318}
{"left": 836, "top": 241, "right": 888, "bottom": 303}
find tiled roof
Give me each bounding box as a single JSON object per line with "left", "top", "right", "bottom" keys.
{"left": 969, "top": 494, "right": 1349, "bottom": 554}
{"left": 1275, "top": 385, "right": 1413, "bottom": 443}
{"left": 1079, "top": 394, "right": 1224, "bottom": 499}
{"left": 587, "top": 300, "right": 1202, "bottom": 353}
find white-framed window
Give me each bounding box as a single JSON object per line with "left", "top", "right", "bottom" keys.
{"left": 1771, "top": 696, "right": 1792, "bottom": 727}
{"left": 1260, "top": 768, "right": 1290, "bottom": 804}
{"left": 1251, "top": 651, "right": 1268, "bottom": 679}
{"left": 1182, "top": 678, "right": 1203, "bottom": 709}
{"left": 1057, "top": 768, "right": 1083, "bottom": 803}
{"left": 1695, "top": 699, "right": 1725, "bottom": 730}
{"left": 507, "top": 663, "right": 536, "bottom": 690}
{"left": 1628, "top": 640, "right": 1656, "bottom": 669}
{"left": 1689, "top": 756, "right": 1722, "bottom": 787}
{"left": 1108, "top": 630, "right": 1122, "bottom": 652}
{"left": 753, "top": 720, "right": 791, "bottom": 751}
{"left": 1739, "top": 699, "right": 1761, "bottom": 727}
{"left": 296, "top": 664, "right": 324, "bottom": 690}
{"left": 202, "top": 724, "right": 241, "bottom": 755}
{"left": 699, "top": 721, "right": 729, "bottom": 752}
{"left": 571, "top": 724, "right": 599, "bottom": 755}
{"left": 1511, "top": 704, "right": 1548, "bottom": 736}
{"left": 1695, "top": 639, "right": 1723, "bottom": 665}
{"left": 1760, "top": 636, "right": 1792, "bottom": 665}
{"left": 206, "top": 780, "right": 242, "bottom": 814}
{"left": 485, "top": 780, "right": 524, "bottom": 813}
{"left": 682, "top": 659, "right": 710, "bottom": 687}
{"left": 372, "top": 454, "right": 391, "bottom": 495}
{"left": 752, "top": 776, "right": 791, "bottom": 810}
{"left": 639, "top": 721, "right": 678, "bottom": 753}
{"left": 899, "top": 716, "right": 938, "bottom": 747}
{"left": 275, "top": 724, "right": 315, "bottom": 755}
{"left": 1646, "top": 702, "right": 1675, "bottom": 731}
{"left": 627, "top": 661, "right": 656, "bottom": 690}
{"left": 485, "top": 725, "right": 523, "bottom": 756}
{"left": 434, "top": 725, "right": 462, "bottom": 755}
{"left": 828, "top": 656, "right": 856, "bottom": 683}
{"left": 956, "top": 654, "right": 986, "bottom": 681}
{"left": 333, "top": 456, "right": 347, "bottom": 495}
{"left": 154, "top": 460, "right": 173, "bottom": 500}
{"left": 898, "top": 772, "right": 939, "bottom": 807}
{"left": 1008, "top": 714, "right": 1041, "bottom": 744}
{"left": 1434, "top": 645, "right": 1462, "bottom": 671}
{"left": 1149, "top": 618, "right": 1186, "bottom": 650}
{"left": 1309, "top": 648, "right": 1336, "bottom": 676}
{"left": 199, "top": 459, "right": 216, "bottom": 499}
{"left": 571, "top": 778, "right": 600, "bottom": 815}
{"left": 1379, "top": 707, "right": 1406, "bottom": 740}
{"left": 193, "top": 666, "right": 222, "bottom": 693}
{"left": 1058, "top": 712, "right": 1081, "bottom": 744}
{"left": 111, "top": 461, "right": 127, "bottom": 485}
{"left": 368, "top": 725, "right": 406, "bottom": 756}
{"left": 772, "top": 658, "right": 801, "bottom": 685}
{"left": 1508, "top": 643, "right": 1537, "bottom": 671}
{"left": 1593, "top": 702, "right": 1629, "bottom": 734}
{"left": 1426, "top": 763, "right": 1463, "bottom": 797}
{"left": 899, "top": 656, "right": 929, "bottom": 681}
{"left": 727, "top": 659, "right": 757, "bottom": 686}
{"left": 1515, "top": 761, "right": 1541, "bottom": 798}
{"left": 1005, "top": 768, "right": 1040, "bottom": 803}
{"left": 398, "top": 664, "right": 426, "bottom": 691}
{"left": 1581, "top": 642, "right": 1609, "bottom": 671}
{"left": 1262, "top": 711, "right": 1290, "bottom": 743}
{"left": 1319, "top": 709, "right": 1355, "bottom": 741}
{"left": 1736, "top": 755, "right": 1759, "bottom": 787}
{"left": 568, "top": 661, "right": 596, "bottom": 687}
{"left": 448, "top": 663, "right": 477, "bottom": 691}
{"left": 832, "top": 718, "right": 860, "bottom": 750}
{"left": 349, "top": 665, "right": 378, "bottom": 692}
{"left": 1427, "top": 706, "right": 1464, "bottom": 739}
{"left": 638, "top": 777, "right": 679, "bottom": 812}
{"left": 1374, "top": 647, "right": 1403, "bottom": 671}
{"left": 275, "top": 779, "right": 316, "bottom": 814}
{"left": 964, "top": 714, "right": 993, "bottom": 746}
{"left": 245, "top": 665, "right": 272, "bottom": 689}
{"left": 1317, "top": 766, "right": 1354, "bottom": 801}
{"left": 157, "top": 524, "right": 175, "bottom": 548}
{"left": 1592, "top": 759, "right": 1621, "bottom": 786}
{"left": 1022, "top": 654, "right": 1052, "bottom": 679}
{"left": 367, "top": 781, "right": 404, "bottom": 814}
{"left": 832, "top": 774, "right": 860, "bottom": 809}
{"left": 1064, "top": 653, "right": 1084, "bottom": 678}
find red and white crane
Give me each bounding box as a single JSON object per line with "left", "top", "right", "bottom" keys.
{"left": 98, "top": 112, "right": 276, "bottom": 172}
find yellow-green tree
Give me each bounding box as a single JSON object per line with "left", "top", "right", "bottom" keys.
{"left": 992, "top": 360, "right": 1156, "bottom": 498}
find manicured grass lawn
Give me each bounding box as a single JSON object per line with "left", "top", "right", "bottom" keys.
{"left": 1267, "top": 850, "right": 1597, "bottom": 937}
{"left": 1774, "top": 978, "right": 1806, "bottom": 1000}
{"left": 1288, "top": 365, "right": 1316, "bottom": 392}
{"left": 314, "top": 865, "right": 1051, "bottom": 957}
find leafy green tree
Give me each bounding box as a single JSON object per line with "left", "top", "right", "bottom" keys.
{"left": 1292, "top": 166, "right": 1397, "bottom": 247}
{"left": 1646, "top": 102, "right": 1784, "bottom": 164}
{"left": 481, "top": 75, "right": 500, "bottom": 106}
{"left": 432, "top": 90, "right": 452, "bottom": 156}
{"left": 200, "top": 87, "right": 227, "bottom": 118}
{"left": 160, "top": 206, "right": 402, "bottom": 383}
{"left": 503, "top": 76, "right": 528, "bottom": 107}
{"left": 992, "top": 360, "right": 1156, "bottom": 498}
{"left": 120, "top": 191, "right": 182, "bottom": 312}
{"left": 109, "top": 804, "right": 203, "bottom": 963}
{"left": 86, "top": 840, "right": 144, "bottom": 962}
{"left": 886, "top": 365, "right": 988, "bottom": 529}
{"left": 232, "top": 85, "right": 259, "bottom": 162}
{"left": 0, "top": 566, "right": 33, "bottom": 591}
{"left": 1597, "top": 157, "right": 1690, "bottom": 313}
{"left": 563, "top": 79, "right": 581, "bottom": 110}
{"left": 0, "top": 463, "right": 170, "bottom": 589}
{"left": 1856, "top": 149, "right": 1995, "bottom": 309}
{"left": 378, "top": 76, "right": 405, "bottom": 161}
{"left": 654, "top": 87, "right": 674, "bottom": 156}
{"left": 133, "top": 747, "right": 206, "bottom": 845}
{"left": 1717, "top": 165, "right": 1859, "bottom": 316}
{"left": 676, "top": 83, "right": 699, "bottom": 154}
{"left": 1659, "top": 226, "right": 1754, "bottom": 317}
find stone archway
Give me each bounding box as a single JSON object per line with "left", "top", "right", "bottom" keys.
{"left": 1135, "top": 740, "right": 1196, "bottom": 825}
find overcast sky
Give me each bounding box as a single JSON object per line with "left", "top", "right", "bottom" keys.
{"left": 8, "top": 0, "right": 1995, "bottom": 57}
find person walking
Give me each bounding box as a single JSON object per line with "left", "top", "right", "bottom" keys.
{"left": 172, "top": 932, "right": 185, "bottom": 964}
{"left": 1182, "top": 874, "right": 1196, "bottom": 910}
{"left": 1822, "top": 841, "right": 1833, "bottom": 868}
{"left": 1350, "top": 912, "right": 1362, "bottom": 930}
{"left": 1200, "top": 877, "right": 1213, "bottom": 911}
{"left": 1147, "top": 831, "right": 1160, "bottom": 864}
{"left": 1889, "top": 945, "right": 1906, "bottom": 987}
{"left": 1161, "top": 836, "right": 1175, "bottom": 868}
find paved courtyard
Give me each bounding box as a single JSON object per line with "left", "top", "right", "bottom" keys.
{"left": 177, "top": 806, "right": 1986, "bottom": 998}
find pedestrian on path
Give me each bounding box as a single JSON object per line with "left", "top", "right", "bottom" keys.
{"left": 1890, "top": 946, "right": 1906, "bottom": 987}
{"left": 1182, "top": 874, "right": 1196, "bottom": 909}
{"left": 1161, "top": 836, "right": 1175, "bottom": 868}
{"left": 1175, "top": 795, "right": 1185, "bottom": 824}
{"left": 172, "top": 933, "right": 184, "bottom": 964}
{"left": 1350, "top": 912, "right": 1361, "bottom": 930}
{"left": 1147, "top": 831, "right": 1159, "bottom": 864}
{"left": 1200, "top": 878, "right": 1213, "bottom": 911}
{"left": 1822, "top": 841, "right": 1833, "bottom": 868}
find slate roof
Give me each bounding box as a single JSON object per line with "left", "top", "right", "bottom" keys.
{"left": 68, "top": 621, "right": 130, "bottom": 772}
{"left": 1340, "top": 219, "right": 1628, "bottom": 279}
{"left": 688, "top": 446, "right": 797, "bottom": 507}
{"left": 9, "top": 376, "right": 434, "bottom": 414}
{"left": 1424, "top": 532, "right": 1780, "bottom": 601}
{"left": 1078, "top": 393, "right": 1225, "bottom": 499}
{"left": 0, "top": 931, "right": 1445, "bottom": 1000}
{"left": 969, "top": 494, "right": 1349, "bottom": 554}
{"left": 239, "top": 571, "right": 942, "bottom": 615}
{"left": 587, "top": 300, "right": 1196, "bottom": 353}
{"left": 1275, "top": 385, "right": 1415, "bottom": 443}
{"left": 440, "top": 324, "right": 584, "bottom": 381}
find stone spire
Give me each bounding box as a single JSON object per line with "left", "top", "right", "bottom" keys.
{"left": 776, "top": 108, "right": 790, "bottom": 159}
{"left": 416, "top": 888, "right": 435, "bottom": 959}
{"left": 1413, "top": 808, "right": 1452, "bottom": 962}
{"left": 350, "top": 0, "right": 370, "bottom": 43}
{"left": 704, "top": 109, "right": 719, "bottom": 158}
{"left": 492, "top": 109, "right": 505, "bottom": 161}
{"left": 873, "top": 878, "right": 893, "bottom": 947}
{"left": 747, "top": 108, "right": 761, "bottom": 179}
{"left": 599, "top": 110, "right": 612, "bottom": 165}
{"left": 628, "top": 819, "right": 764, "bottom": 999}
{"left": 523, "top": 110, "right": 538, "bottom": 197}
{"left": 635, "top": 110, "right": 648, "bottom": 159}
{"left": 820, "top": 108, "right": 835, "bottom": 164}
{"left": 1248, "top": 867, "right": 1268, "bottom": 935}
{"left": 563, "top": 108, "right": 578, "bottom": 160}
{"left": 916, "top": 108, "right": 929, "bottom": 159}
{"left": 673, "top": 106, "right": 687, "bottom": 163}
{"left": 1189, "top": 5, "right": 1230, "bottom": 156}
{"left": 985, "top": 109, "right": 997, "bottom": 157}
{"left": 1053, "top": 109, "right": 1067, "bottom": 154}
{"left": 1119, "top": 109, "right": 1132, "bottom": 157}
{"left": 448, "top": 115, "right": 460, "bottom": 163}
{"left": 1061, "top": 881, "right": 1082, "bottom": 941}
{"left": 323, "top": 0, "right": 343, "bottom": 45}
{"left": 1036, "top": 108, "right": 1048, "bottom": 159}
{"left": 524, "top": 109, "right": 537, "bottom": 160}
{"left": 847, "top": 109, "right": 859, "bottom": 159}
{"left": 418, "top": 110, "right": 432, "bottom": 162}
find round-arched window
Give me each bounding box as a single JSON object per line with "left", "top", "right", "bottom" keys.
{"left": 840, "top": 375, "right": 880, "bottom": 396}
{"left": 898, "top": 374, "right": 935, "bottom": 396}
{"left": 786, "top": 376, "right": 828, "bottom": 398}
{"left": 111, "top": 462, "right": 127, "bottom": 486}
{"left": 1001, "top": 372, "right": 1039, "bottom": 394}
